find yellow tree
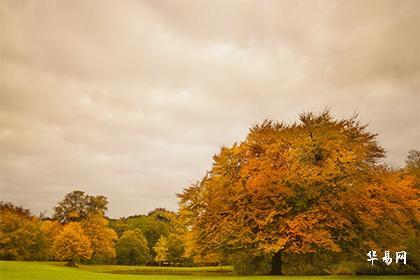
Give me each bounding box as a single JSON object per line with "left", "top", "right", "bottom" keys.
{"left": 178, "top": 111, "right": 419, "bottom": 275}
{"left": 53, "top": 222, "right": 92, "bottom": 266}
{"left": 81, "top": 213, "right": 117, "bottom": 263}
{"left": 153, "top": 235, "right": 168, "bottom": 266}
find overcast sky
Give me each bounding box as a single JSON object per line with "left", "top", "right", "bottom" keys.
{"left": 1, "top": 0, "right": 419, "bottom": 218}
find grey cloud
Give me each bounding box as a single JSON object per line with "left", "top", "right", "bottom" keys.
{"left": 1, "top": 0, "right": 419, "bottom": 217}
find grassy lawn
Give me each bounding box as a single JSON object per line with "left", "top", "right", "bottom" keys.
{"left": 0, "top": 261, "right": 418, "bottom": 280}
{"left": 78, "top": 263, "right": 234, "bottom": 275}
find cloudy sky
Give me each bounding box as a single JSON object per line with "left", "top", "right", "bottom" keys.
{"left": 1, "top": 0, "right": 419, "bottom": 218}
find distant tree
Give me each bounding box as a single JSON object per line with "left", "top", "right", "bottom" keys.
{"left": 81, "top": 213, "right": 117, "bottom": 263}
{"left": 178, "top": 111, "right": 419, "bottom": 275}
{"left": 0, "top": 202, "right": 31, "bottom": 218}
{"left": 119, "top": 213, "right": 170, "bottom": 256}
{"left": 406, "top": 149, "right": 420, "bottom": 168}
{"left": 164, "top": 213, "right": 187, "bottom": 264}
{"left": 116, "top": 228, "right": 150, "bottom": 265}
{"left": 153, "top": 235, "right": 169, "bottom": 266}
{"left": 108, "top": 218, "right": 129, "bottom": 237}
{"left": 0, "top": 202, "right": 49, "bottom": 260}
{"left": 109, "top": 209, "right": 186, "bottom": 264}
{"left": 166, "top": 233, "right": 184, "bottom": 264}
{"left": 403, "top": 149, "right": 420, "bottom": 271}
{"left": 87, "top": 195, "right": 109, "bottom": 215}
{"left": 53, "top": 222, "right": 92, "bottom": 266}
{"left": 148, "top": 208, "right": 176, "bottom": 223}
{"left": 142, "top": 218, "right": 170, "bottom": 255}
{"left": 406, "top": 149, "right": 420, "bottom": 181}
{"left": 53, "top": 190, "right": 108, "bottom": 223}
{"left": 40, "top": 220, "right": 62, "bottom": 260}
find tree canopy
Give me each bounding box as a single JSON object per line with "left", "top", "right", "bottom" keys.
{"left": 178, "top": 111, "right": 419, "bottom": 274}
{"left": 53, "top": 190, "right": 108, "bottom": 223}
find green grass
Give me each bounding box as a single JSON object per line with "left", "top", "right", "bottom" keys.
{"left": 0, "top": 261, "right": 418, "bottom": 280}
{"left": 78, "top": 263, "right": 234, "bottom": 275}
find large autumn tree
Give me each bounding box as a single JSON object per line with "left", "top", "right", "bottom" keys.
{"left": 178, "top": 111, "right": 419, "bottom": 275}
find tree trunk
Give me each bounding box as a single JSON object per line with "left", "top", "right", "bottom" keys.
{"left": 66, "top": 259, "right": 77, "bottom": 267}
{"left": 270, "top": 251, "right": 282, "bottom": 275}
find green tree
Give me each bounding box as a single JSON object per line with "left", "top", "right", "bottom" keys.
{"left": 109, "top": 209, "right": 186, "bottom": 264}
{"left": 108, "top": 218, "right": 128, "bottom": 237}
{"left": 53, "top": 190, "right": 108, "bottom": 223}
{"left": 406, "top": 149, "right": 420, "bottom": 183}
{"left": 116, "top": 228, "right": 150, "bottom": 265}
{"left": 117, "top": 210, "right": 172, "bottom": 256}
{"left": 148, "top": 208, "right": 176, "bottom": 223}
{"left": 167, "top": 233, "right": 185, "bottom": 264}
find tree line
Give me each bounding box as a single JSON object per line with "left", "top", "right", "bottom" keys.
{"left": 1, "top": 111, "right": 419, "bottom": 275}
{"left": 0, "top": 191, "right": 186, "bottom": 267}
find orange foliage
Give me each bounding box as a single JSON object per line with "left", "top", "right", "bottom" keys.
{"left": 53, "top": 222, "right": 93, "bottom": 263}
{"left": 178, "top": 111, "right": 419, "bottom": 265}
{"left": 81, "top": 214, "right": 117, "bottom": 261}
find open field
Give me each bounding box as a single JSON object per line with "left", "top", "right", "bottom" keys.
{"left": 0, "top": 261, "right": 418, "bottom": 280}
